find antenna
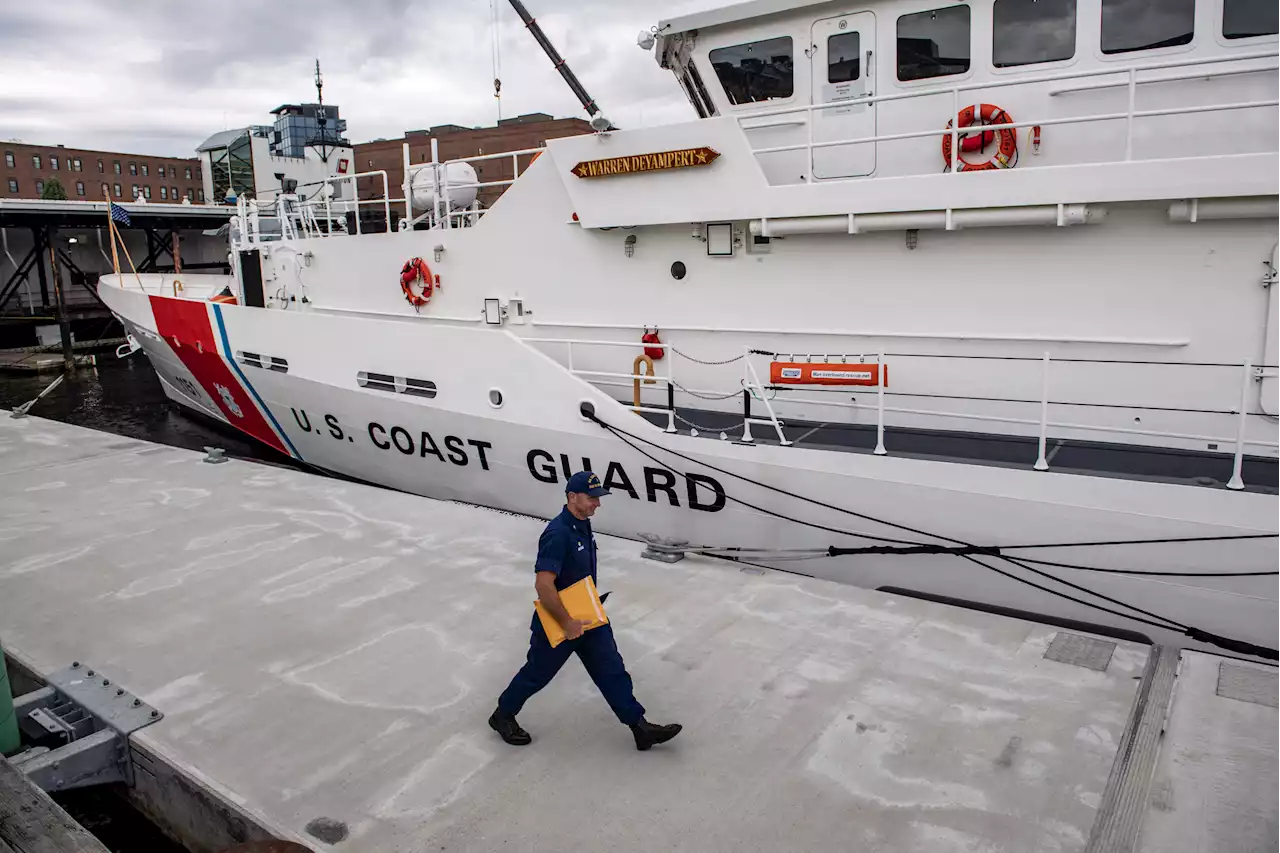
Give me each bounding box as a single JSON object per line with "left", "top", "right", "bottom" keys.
{"left": 308, "top": 59, "right": 343, "bottom": 163}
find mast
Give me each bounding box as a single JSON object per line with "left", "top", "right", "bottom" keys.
{"left": 310, "top": 59, "right": 337, "bottom": 163}
{"left": 506, "top": 0, "right": 610, "bottom": 129}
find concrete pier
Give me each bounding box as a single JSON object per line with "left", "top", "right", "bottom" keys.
{"left": 0, "top": 416, "right": 1274, "bottom": 851}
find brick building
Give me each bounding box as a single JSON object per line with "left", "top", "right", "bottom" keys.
{"left": 2, "top": 142, "right": 205, "bottom": 204}
{"left": 354, "top": 113, "right": 591, "bottom": 209}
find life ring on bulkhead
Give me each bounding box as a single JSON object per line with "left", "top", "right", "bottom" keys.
{"left": 400, "top": 257, "right": 439, "bottom": 309}
{"left": 941, "top": 104, "right": 1018, "bottom": 172}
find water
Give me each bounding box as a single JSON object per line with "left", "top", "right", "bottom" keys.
{"left": 0, "top": 356, "right": 292, "bottom": 466}
{"left": 53, "top": 788, "right": 188, "bottom": 853}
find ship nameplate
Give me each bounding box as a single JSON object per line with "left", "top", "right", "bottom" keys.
{"left": 570, "top": 147, "right": 720, "bottom": 179}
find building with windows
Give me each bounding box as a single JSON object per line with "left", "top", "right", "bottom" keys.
{"left": 197, "top": 118, "right": 355, "bottom": 206}
{"left": 269, "top": 103, "right": 349, "bottom": 159}
{"left": 1, "top": 142, "right": 204, "bottom": 202}
{"left": 353, "top": 113, "right": 592, "bottom": 209}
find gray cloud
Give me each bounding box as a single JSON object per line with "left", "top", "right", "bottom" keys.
{"left": 0, "top": 0, "right": 720, "bottom": 157}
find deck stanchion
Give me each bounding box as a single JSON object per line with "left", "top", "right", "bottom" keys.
{"left": 1035, "top": 352, "right": 1051, "bottom": 471}
{"left": 874, "top": 352, "right": 888, "bottom": 455}
{"left": 1226, "top": 360, "right": 1252, "bottom": 490}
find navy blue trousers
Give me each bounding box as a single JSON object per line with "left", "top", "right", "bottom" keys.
{"left": 498, "top": 619, "right": 645, "bottom": 726}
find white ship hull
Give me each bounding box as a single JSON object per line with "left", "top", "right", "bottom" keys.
{"left": 92, "top": 13, "right": 1279, "bottom": 660}
{"left": 98, "top": 280, "right": 1278, "bottom": 657}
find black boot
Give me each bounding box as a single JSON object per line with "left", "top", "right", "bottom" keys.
{"left": 631, "top": 718, "right": 682, "bottom": 751}
{"left": 489, "top": 707, "right": 532, "bottom": 746}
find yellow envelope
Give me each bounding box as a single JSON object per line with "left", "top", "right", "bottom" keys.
{"left": 535, "top": 576, "right": 609, "bottom": 648}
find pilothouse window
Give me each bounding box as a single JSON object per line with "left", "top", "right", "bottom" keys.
{"left": 828, "top": 32, "right": 861, "bottom": 82}
{"left": 709, "top": 36, "right": 794, "bottom": 105}
{"left": 1223, "top": 0, "right": 1278, "bottom": 38}
{"left": 897, "top": 6, "right": 972, "bottom": 81}
{"left": 993, "top": 0, "right": 1076, "bottom": 66}
{"left": 1101, "top": 0, "right": 1194, "bottom": 54}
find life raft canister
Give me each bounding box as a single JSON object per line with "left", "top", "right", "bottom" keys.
{"left": 400, "top": 257, "right": 438, "bottom": 309}
{"left": 642, "top": 327, "right": 665, "bottom": 360}
{"left": 941, "top": 104, "right": 1018, "bottom": 172}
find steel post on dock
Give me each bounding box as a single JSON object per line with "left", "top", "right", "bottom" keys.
{"left": 48, "top": 239, "right": 75, "bottom": 372}
{"left": 32, "top": 226, "right": 50, "bottom": 310}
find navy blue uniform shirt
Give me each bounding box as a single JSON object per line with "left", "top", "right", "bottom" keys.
{"left": 534, "top": 506, "right": 597, "bottom": 590}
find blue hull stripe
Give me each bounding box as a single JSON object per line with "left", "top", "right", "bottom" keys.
{"left": 211, "top": 303, "right": 304, "bottom": 461}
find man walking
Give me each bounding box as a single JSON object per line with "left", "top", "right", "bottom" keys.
{"left": 490, "top": 471, "right": 682, "bottom": 751}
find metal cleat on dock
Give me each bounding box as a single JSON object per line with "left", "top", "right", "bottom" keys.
{"left": 639, "top": 533, "right": 689, "bottom": 563}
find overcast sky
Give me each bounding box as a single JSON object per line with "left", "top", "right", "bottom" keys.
{"left": 0, "top": 0, "right": 719, "bottom": 157}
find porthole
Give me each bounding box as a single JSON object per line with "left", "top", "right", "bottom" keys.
{"left": 489, "top": 388, "right": 504, "bottom": 408}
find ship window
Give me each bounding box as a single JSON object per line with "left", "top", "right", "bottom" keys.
{"left": 993, "top": 0, "right": 1076, "bottom": 66}
{"left": 828, "top": 32, "right": 861, "bottom": 82}
{"left": 1101, "top": 0, "right": 1193, "bottom": 53}
{"left": 1223, "top": 0, "right": 1278, "bottom": 37}
{"left": 898, "top": 6, "right": 972, "bottom": 81}
{"left": 709, "top": 36, "right": 794, "bottom": 105}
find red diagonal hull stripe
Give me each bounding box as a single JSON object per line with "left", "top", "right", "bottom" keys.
{"left": 149, "top": 295, "right": 288, "bottom": 455}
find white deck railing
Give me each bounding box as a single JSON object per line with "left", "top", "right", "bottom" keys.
{"left": 403, "top": 139, "right": 545, "bottom": 230}
{"left": 738, "top": 50, "right": 1278, "bottom": 181}
{"left": 228, "top": 50, "right": 1276, "bottom": 242}
{"left": 526, "top": 334, "right": 1279, "bottom": 490}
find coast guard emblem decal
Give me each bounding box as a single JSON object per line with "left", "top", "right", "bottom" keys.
{"left": 215, "top": 383, "right": 244, "bottom": 418}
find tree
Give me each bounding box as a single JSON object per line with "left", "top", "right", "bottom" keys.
{"left": 40, "top": 177, "right": 68, "bottom": 200}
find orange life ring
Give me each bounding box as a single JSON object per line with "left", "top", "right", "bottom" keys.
{"left": 400, "top": 257, "right": 438, "bottom": 309}
{"left": 941, "top": 104, "right": 1018, "bottom": 172}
